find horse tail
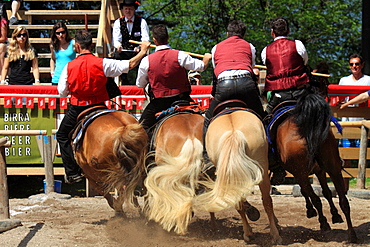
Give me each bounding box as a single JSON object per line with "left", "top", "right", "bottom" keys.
{"left": 293, "top": 92, "right": 331, "bottom": 161}
{"left": 193, "top": 130, "right": 263, "bottom": 213}
{"left": 144, "top": 138, "right": 203, "bottom": 235}
{"left": 104, "top": 123, "right": 148, "bottom": 208}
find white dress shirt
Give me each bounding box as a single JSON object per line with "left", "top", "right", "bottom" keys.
{"left": 136, "top": 45, "right": 206, "bottom": 88}
{"left": 112, "top": 16, "right": 149, "bottom": 49}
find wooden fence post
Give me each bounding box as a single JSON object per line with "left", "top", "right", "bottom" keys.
{"left": 0, "top": 138, "right": 10, "bottom": 220}
{"left": 358, "top": 122, "right": 369, "bottom": 189}
{"left": 43, "top": 135, "right": 54, "bottom": 194}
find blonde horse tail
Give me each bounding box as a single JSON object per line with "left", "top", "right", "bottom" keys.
{"left": 104, "top": 123, "right": 147, "bottom": 208}
{"left": 144, "top": 138, "right": 203, "bottom": 235}
{"left": 193, "top": 130, "right": 263, "bottom": 213}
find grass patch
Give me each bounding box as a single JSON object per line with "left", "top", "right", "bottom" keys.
{"left": 349, "top": 177, "right": 370, "bottom": 188}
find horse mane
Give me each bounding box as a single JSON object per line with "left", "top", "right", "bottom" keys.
{"left": 293, "top": 91, "right": 331, "bottom": 162}
{"left": 103, "top": 123, "right": 148, "bottom": 207}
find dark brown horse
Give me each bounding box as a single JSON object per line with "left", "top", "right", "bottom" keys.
{"left": 74, "top": 110, "right": 148, "bottom": 214}
{"left": 143, "top": 112, "right": 204, "bottom": 234}
{"left": 272, "top": 91, "right": 357, "bottom": 243}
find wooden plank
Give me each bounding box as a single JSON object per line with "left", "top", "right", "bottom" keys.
{"left": 338, "top": 147, "right": 370, "bottom": 159}
{"left": 331, "top": 127, "right": 364, "bottom": 139}
{"left": 30, "top": 38, "right": 97, "bottom": 44}
{"left": 25, "top": 10, "right": 101, "bottom": 16}
{"left": 9, "top": 24, "right": 99, "bottom": 30}
{"left": 331, "top": 106, "right": 370, "bottom": 119}
{"left": 7, "top": 167, "right": 64, "bottom": 176}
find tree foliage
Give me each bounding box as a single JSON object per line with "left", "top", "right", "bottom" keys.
{"left": 141, "top": 0, "right": 362, "bottom": 84}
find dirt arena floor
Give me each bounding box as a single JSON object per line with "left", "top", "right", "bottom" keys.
{"left": 0, "top": 185, "right": 369, "bottom": 247}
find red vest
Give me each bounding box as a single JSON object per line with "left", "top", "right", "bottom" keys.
{"left": 67, "top": 53, "right": 109, "bottom": 106}
{"left": 213, "top": 36, "right": 253, "bottom": 78}
{"left": 148, "top": 49, "right": 190, "bottom": 98}
{"left": 265, "top": 38, "right": 309, "bottom": 91}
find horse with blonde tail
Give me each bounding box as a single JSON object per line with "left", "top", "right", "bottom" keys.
{"left": 74, "top": 110, "right": 148, "bottom": 213}
{"left": 144, "top": 111, "right": 204, "bottom": 235}
{"left": 193, "top": 104, "right": 282, "bottom": 244}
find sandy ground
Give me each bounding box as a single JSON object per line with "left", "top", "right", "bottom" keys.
{"left": 0, "top": 185, "right": 369, "bottom": 247}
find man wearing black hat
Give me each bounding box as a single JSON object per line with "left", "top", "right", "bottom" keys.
{"left": 112, "top": 0, "right": 149, "bottom": 84}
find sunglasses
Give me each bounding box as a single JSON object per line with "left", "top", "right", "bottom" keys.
{"left": 349, "top": 63, "right": 361, "bottom": 66}
{"left": 55, "top": 31, "right": 66, "bottom": 35}
{"left": 17, "top": 33, "right": 27, "bottom": 38}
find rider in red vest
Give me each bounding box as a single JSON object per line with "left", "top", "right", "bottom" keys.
{"left": 202, "top": 20, "right": 264, "bottom": 172}
{"left": 261, "top": 17, "right": 310, "bottom": 185}
{"left": 57, "top": 30, "right": 150, "bottom": 184}
{"left": 136, "top": 24, "right": 211, "bottom": 136}
{"left": 261, "top": 17, "right": 310, "bottom": 115}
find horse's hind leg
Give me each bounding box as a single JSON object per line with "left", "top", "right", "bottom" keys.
{"left": 317, "top": 133, "right": 357, "bottom": 243}
{"left": 326, "top": 169, "right": 358, "bottom": 243}
{"left": 258, "top": 170, "right": 282, "bottom": 244}
{"left": 237, "top": 202, "right": 253, "bottom": 242}
{"left": 296, "top": 176, "right": 331, "bottom": 232}
{"left": 314, "top": 169, "right": 343, "bottom": 224}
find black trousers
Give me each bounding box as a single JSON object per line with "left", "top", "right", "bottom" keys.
{"left": 205, "top": 74, "right": 265, "bottom": 121}
{"left": 56, "top": 103, "right": 104, "bottom": 177}
{"left": 265, "top": 85, "right": 310, "bottom": 114}
{"left": 139, "top": 93, "right": 193, "bottom": 134}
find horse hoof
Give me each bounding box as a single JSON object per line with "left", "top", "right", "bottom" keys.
{"left": 320, "top": 223, "right": 331, "bottom": 232}
{"left": 332, "top": 214, "right": 344, "bottom": 224}
{"left": 245, "top": 204, "right": 260, "bottom": 221}
{"left": 306, "top": 208, "right": 317, "bottom": 218}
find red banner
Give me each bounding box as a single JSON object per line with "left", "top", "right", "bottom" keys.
{"left": 49, "top": 98, "right": 57, "bottom": 109}
{"left": 26, "top": 97, "right": 34, "bottom": 108}
{"left": 125, "top": 99, "right": 133, "bottom": 110}
{"left": 137, "top": 99, "right": 144, "bottom": 110}
{"left": 4, "top": 97, "right": 12, "bottom": 108}
{"left": 15, "top": 97, "right": 23, "bottom": 108}
{"left": 38, "top": 98, "right": 45, "bottom": 109}
{"left": 59, "top": 98, "right": 68, "bottom": 109}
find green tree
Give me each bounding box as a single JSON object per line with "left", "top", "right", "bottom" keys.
{"left": 141, "top": 0, "right": 362, "bottom": 84}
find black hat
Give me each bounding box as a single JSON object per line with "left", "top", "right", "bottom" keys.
{"left": 120, "top": 0, "right": 140, "bottom": 10}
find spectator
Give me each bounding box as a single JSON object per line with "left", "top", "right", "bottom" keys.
{"left": 112, "top": 0, "right": 149, "bottom": 85}
{"left": 339, "top": 54, "right": 370, "bottom": 147}
{"left": 188, "top": 70, "right": 202, "bottom": 85}
{"left": 57, "top": 30, "right": 150, "bottom": 184}
{"left": 0, "top": 3, "right": 8, "bottom": 73}
{"left": 0, "top": 26, "right": 40, "bottom": 85}
{"left": 50, "top": 22, "right": 76, "bottom": 85}
{"left": 9, "top": 0, "right": 21, "bottom": 25}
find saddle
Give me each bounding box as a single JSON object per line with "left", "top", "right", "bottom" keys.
{"left": 264, "top": 100, "right": 297, "bottom": 146}
{"left": 70, "top": 105, "right": 116, "bottom": 152}
{"left": 149, "top": 101, "right": 204, "bottom": 152}
{"left": 210, "top": 99, "right": 262, "bottom": 124}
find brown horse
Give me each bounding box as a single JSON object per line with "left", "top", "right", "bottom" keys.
{"left": 193, "top": 109, "right": 282, "bottom": 244}
{"left": 74, "top": 110, "right": 148, "bottom": 214}
{"left": 272, "top": 92, "right": 357, "bottom": 243}
{"left": 144, "top": 112, "right": 204, "bottom": 234}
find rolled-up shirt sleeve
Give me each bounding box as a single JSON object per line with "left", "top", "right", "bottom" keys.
{"left": 178, "top": 51, "right": 205, "bottom": 72}
{"left": 103, "top": 58, "right": 130, "bottom": 77}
